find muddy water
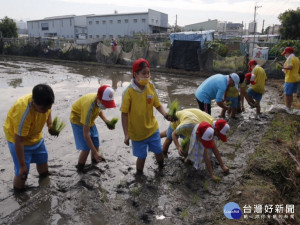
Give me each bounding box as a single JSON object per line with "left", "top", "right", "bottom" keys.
{"left": 0, "top": 57, "right": 281, "bottom": 224}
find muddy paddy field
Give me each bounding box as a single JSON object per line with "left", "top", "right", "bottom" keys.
{"left": 0, "top": 56, "right": 299, "bottom": 225}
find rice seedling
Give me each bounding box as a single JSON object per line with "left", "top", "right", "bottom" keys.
{"left": 167, "top": 99, "right": 179, "bottom": 120}
{"left": 106, "top": 117, "right": 118, "bottom": 129}
{"left": 181, "top": 137, "right": 190, "bottom": 152}
{"left": 49, "top": 116, "right": 66, "bottom": 136}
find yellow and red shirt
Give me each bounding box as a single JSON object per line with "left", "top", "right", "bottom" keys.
{"left": 3, "top": 94, "right": 51, "bottom": 145}
{"left": 120, "top": 81, "right": 161, "bottom": 141}
{"left": 70, "top": 93, "right": 101, "bottom": 127}
{"left": 283, "top": 54, "right": 300, "bottom": 83}
{"left": 251, "top": 65, "right": 267, "bottom": 94}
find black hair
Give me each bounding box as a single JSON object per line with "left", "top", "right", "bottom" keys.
{"left": 32, "top": 84, "right": 55, "bottom": 107}
{"left": 136, "top": 62, "right": 149, "bottom": 74}
{"left": 237, "top": 71, "right": 245, "bottom": 83}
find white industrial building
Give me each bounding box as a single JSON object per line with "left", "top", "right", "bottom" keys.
{"left": 27, "top": 9, "right": 168, "bottom": 40}
{"left": 86, "top": 9, "right": 168, "bottom": 40}
{"left": 27, "top": 15, "right": 89, "bottom": 39}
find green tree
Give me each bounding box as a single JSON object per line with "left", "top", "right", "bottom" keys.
{"left": 0, "top": 16, "right": 18, "bottom": 38}
{"left": 278, "top": 7, "right": 300, "bottom": 39}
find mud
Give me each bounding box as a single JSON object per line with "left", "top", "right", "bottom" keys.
{"left": 0, "top": 57, "right": 288, "bottom": 224}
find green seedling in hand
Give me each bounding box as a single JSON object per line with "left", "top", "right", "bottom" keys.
{"left": 106, "top": 117, "right": 118, "bottom": 129}
{"left": 49, "top": 117, "right": 66, "bottom": 137}
{"left": 181, "top": 137, "right": 190, "bottom": 152}
{"left": 166, "top": 99, "right": 179, "bottom": 121}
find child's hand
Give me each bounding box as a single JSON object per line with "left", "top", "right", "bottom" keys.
{"left": 105, "top": 122, "right": 115, "bottom": 130}
{"left": 165, "top": 114, "right": 178, "bottom": 122}
{"left": 177, "top": 146, "right": 184, "bottom": 156}
{"left": 124, "top": 136, "right": 130, "bottom": 146}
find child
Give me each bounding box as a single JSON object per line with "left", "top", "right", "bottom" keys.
{"left": 187, "top": 121, "right": 229, "bottom": 181}
{"left": 121, "top": 58, "right": 173, "bottom": 173}
{"left": 247, "top": 60, "right": 267, "bottom": 118}
{"left": 238, "top": 72, "right": 256, "bottom": 112}
{"left": 220, "top": 85, "right": 239, "bottom": 118}
{"left": 70, "top": 85, "right": 116, "bottom": 172}
{"left": 3, "top": 84, "right": 55, "bottom": 190}
{"left": 161, "top": 108, "right": 230, "bottom": 162}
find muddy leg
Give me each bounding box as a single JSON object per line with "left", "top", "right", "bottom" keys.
{"left": 37, "top": 162, "right": 49, "bottom": 178}
{"left": 13, "top": 175, "right": 26, "bottom": 191}
{"left": 155, "top": 153, "right": 164, "bottom": 167}
{"left": 136, "top": 158, "right": 146, "bottom": 172}
{"left": 162, "top": 138, "right": 172, "bottom": 155}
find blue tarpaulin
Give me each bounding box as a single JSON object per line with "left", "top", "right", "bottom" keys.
{"left": 169, "top": 30, "right": 215, "bottom": 48}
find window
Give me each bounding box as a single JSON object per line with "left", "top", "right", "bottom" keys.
{"left": 70, "top": 19, "right": 72, "bottom": 26}
{"left": 89, "top": 35, "right": 92, "bottom": 38}
{"left": 41, "top": 23, "right": 49, "bottom": 31}
{"left": 118, "top": 20, "right": 121, "bottom": 24}
{"left": 156, "top": 20, "right": 158, "bottom": 24}
{"left": 125, "top": 19, "right": 128, "bottom": 23}
{"left": 142, "top": 18, "right": 146, "bottom": 23}
{"left": 151, "top": 19, "right": 154, "bottom": 23}
{"left": 96, "top": 21, "right": 99, "bottom": 24}
{"left": 103, "top": 35, "right": 106, "bottom": 39}
{"left": 89, "top": 21, "right": 92, "bottom": 25}
{"left": 133, "top": 19, "right": 137, "bottom": 23}
{"left": 102, "top": 20, "right": 106, "bottom": 24}
{"left": 96, "top": 35, "right": 99, "bottom": 38}
{"left": 109, "top": 20, "right": 113, "bottom": 24}
{"left": 52, "top": 21, "right": 54, "bottom": 28}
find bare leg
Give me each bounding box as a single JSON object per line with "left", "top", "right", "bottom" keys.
{"left": 155, "top": 153, "right": 164, "bottom": 167}
{"left": 220, "top": 108, "right": 226, "bottom": 118}
{"left": 78, "top": 150, "right": 90, "bottom": 165}
{"left": 162, "top": 138, "right": 172, "bottom": 155}
{"left": 231, "top": 107, "right": 237, "bottom": 118}
{"left": 285, "top": 94, "right": 293, "bottom": 109}
{"left": 136, "top": 158, "right": 146, "bottom": 172}
{"left": 37, "top": 162, "right": 49, "bottom": 177}
{"left": 160, "top": 129, "right": 167, "bottom": 138}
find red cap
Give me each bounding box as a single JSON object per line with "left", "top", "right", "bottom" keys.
{"left": 245, "top": 73, "right": 256, "bottom": 85}
{"left": 197, "top": 122, "right": 215, "bottom": 149}
{"left": 132, "top": 58, "right": 150, "bottom": 74}
{"left": 97, "top": 85, "right": 116, "bottom": 108}
{"left": 248, "top": 59, "right": 257, "bottom": 71}
{"left": 214, "top": 119, "right": 230, "bottom": 142}
{"left": 281, "top": 47, "right": 294, "bottom": 55}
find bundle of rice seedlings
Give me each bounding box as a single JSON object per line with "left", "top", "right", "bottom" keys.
{"left": 181, "top": 137, "right": 190, "bottom": 153}
{"left": 106, "top": 118, "right": 118, "bottom": 129}
{"left": 276, "top": 62, "right": 283, "bottom": 70}
{"left": 226, "top": 101, "right": 232, "bottom": 106}
{"left": 167, "top": 99, "right": 179, "bottom": 120}
{"left": 49, "top": 117, "right": 66, "bottom": 137}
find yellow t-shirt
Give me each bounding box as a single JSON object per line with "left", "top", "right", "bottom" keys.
{"left": 3, "top": 94, "right": 51, "bottom": 145}
{"left": 120, "top": 81, "right": 161, "bottom": 141}
{"left": 226, "top": 86, "right": 239, "bottom": 98}
{"left": 252, "top": 66, "right": 267, "bottom": 94}
{"left": 284, "top": 55, "right": 300, "bottom": 83}
{"left": 171, "top": 108, "right": 215, "bottom": 138}
{"left": 70, "top": 93, "right": 101, "bottom": 127}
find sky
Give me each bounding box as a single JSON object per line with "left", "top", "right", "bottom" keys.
{"left": 1, "top": 0, "right": 299, "bottom": 31}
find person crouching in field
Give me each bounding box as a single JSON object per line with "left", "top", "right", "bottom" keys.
{"left": 3, "top": 84, "right": 55, "bottom": 191}
{"left": 187, "top": 121, "right": 229, "bottom": 181}
{"left": 121, "top": 58, "right": 174, "bottom": 174}
{"left": 70, "top": 85, "right": 116, "bottom": 172}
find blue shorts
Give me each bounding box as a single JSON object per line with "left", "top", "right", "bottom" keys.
{"left": 8, "top": 139, "right": 48, "bottom": 176}
{"left": 226, "top": 97, "right": 238, "bottom": 108}
{"left": 132, "top": 129, "right": 162, "bottom": 159}
{"left": 284, "top": 82, "right": 299, "bottom": 95}
{"left": 166, "top": 125, "right": 185, "bottom": 140}
{"left": 247, "top": 88, "right": 262, "bottom": 101}
{"left": 71, "top": 122, "right": 100, "bottom": 151}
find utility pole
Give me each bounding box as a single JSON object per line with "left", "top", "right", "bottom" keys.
{"left": 252, "top": 4, "right": 262, "bottom": 57}
{"left": 175, "top": 15, "right": 177, "bottom": 32}
{"left": 262, "top": 19, "right": 265, "bottom": 34}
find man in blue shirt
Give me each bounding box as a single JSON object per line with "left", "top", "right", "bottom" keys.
{"left": 195, "top": 73, "right": 240, "bottom": 115}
